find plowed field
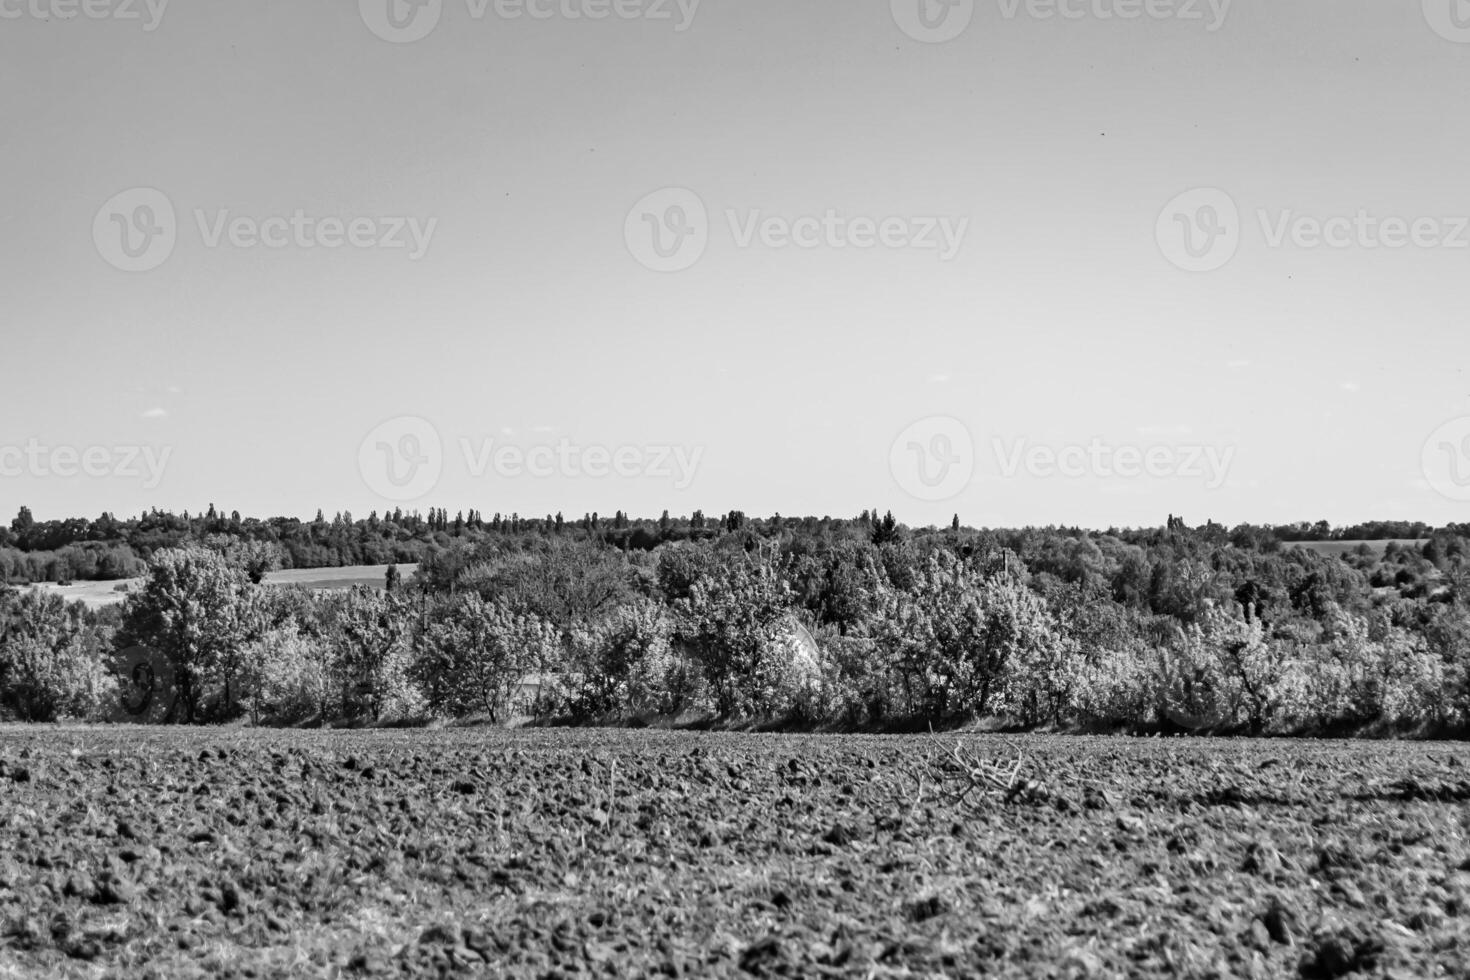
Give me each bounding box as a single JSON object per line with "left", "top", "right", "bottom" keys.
{"left": 1, "top": 728, "right": 1467, "bottom": 978}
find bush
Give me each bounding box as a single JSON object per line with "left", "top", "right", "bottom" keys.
{"left": 870, "top": 553, "right": 1070, "bottom": 720}
{"left": 799, "top": 630, "right": 889, "bottom": 724}
{"left": 674, "top": 553, "right": 800, "bottom": 716}
{"left": 333, "top": 587, "right": 423, "bottom": 722}
{"left": 0, "top": 591, "right": 118, "bottom": 721}
{"left": 414, "top": 593, "right": 557, "bottom": 721}
{"left": 1074, "top": 640, "right": 1158, "bottom": 727}
{"left": 240, "top": 626, "right": 331, "bottom": 725}
{"left": 568, "top": 600, "right": 678, "bottom": 716}
{"left": 1284, "top": 607, "right": 1442, "bottom": 728}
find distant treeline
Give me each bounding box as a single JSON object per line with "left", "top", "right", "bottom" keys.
{"left": 1, "top": 511, "right": 1469, "bottom": 733}
{"left": 0, "top": 504, "right": 1461, "bottom": 587}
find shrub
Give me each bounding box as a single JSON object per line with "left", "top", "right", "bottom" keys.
{"left": 874, "top": 553, "right": 1069, "bottom": 719}
{"left": 239, "top": 626, "right": 331, "bottom": 725}
{"left": 1153, "top": 620, "right": 1234, "bottom": 730}
{"left": 1298, "top": 607, "right": 1442, "bottom": 727}
{"left": 1074, "top": 640, "right": 1158, "bottom": 727}
{"left": 568, "top": 600, "right": 678, "bottom": 716}
{"left": 1424, "top": 605, "right": 1470, "bottom": 724}
{"left": 0, "top": 591, "right": 118, "bottom": 721}
{"left": 801, "top": 630, "right": 889, "bottom": 724}
{"left": 414, "top": 593, "right": 558, "bottom": 721}
{"left": 333, "top": 586, "right": 423, "bottom": 722}
{"left": 674, "top": 552, "right": 797, "bottom": 716}
{"left": 1001, "top": 624, "right": 1083, "bottom": 727}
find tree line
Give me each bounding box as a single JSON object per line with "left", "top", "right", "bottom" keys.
{"left": 0, "top": 504, "right": 1460, "bottom": 587}
{"left": 1, "top": 514, "right": 1467, "bottom": 733}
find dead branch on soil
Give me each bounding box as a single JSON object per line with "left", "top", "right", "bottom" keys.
{"left": 911, "top": 727, "right": 1050, "bottom": 808}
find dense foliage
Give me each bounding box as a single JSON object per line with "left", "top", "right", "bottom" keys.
{"left": 0, "top": 504, "right": 1456, "bottom": 589}
{"left": 1, "top": 508, "right": 1468, "bottom": 733}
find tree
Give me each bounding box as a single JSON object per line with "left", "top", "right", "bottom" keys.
{"left": 418, "top": 595, "right": 557, "bottom": 720}
{"left": 569, "top": 600, "right": 677, "bottom": 715}
{"left": 872, "top": 511, "right": 900, "bottom": 545}
{"left": 118, "top": 548, "right": 251, "bottom": 723}
{"left": 239, "top": 625, "right": 330, "bottom": 725}
{"left": 873, "top": 551, "right": 1063, "bottom": 718}
{"left": 227, "top": 539, "right": 281, "bottom": 585}
{"left": 470, "top": 541, "right": 633, "bottom": 631}
{"left": 675, "top": 552, "right": 794, "bottom": 716}
{"left": 812, "top": 544, "right": 881, "bottom": 636}
{"left": 10, "top": 506, "right": 35, "bottom": 543}
{"left": 334, "top": 586, "right": 415, "bottom": 722}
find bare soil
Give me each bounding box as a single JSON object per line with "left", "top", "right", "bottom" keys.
{"left": 1, "top": 728, "right": 1467, "bottom": 978}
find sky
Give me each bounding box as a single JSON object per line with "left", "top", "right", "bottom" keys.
{"left": 2, "top": 0, "right": 1469, "bottom": 529}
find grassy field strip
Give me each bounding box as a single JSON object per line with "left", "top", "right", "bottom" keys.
{"left": 24, "top": 564, "right": 420, "bottom": 609}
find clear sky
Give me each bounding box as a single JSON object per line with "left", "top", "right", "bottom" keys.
{"left": 2, "top": 0, "right": 1468, "bottom": 528}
